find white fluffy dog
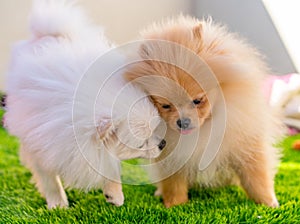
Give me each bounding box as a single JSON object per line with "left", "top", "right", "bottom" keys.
{"left": 5, "top": 1, "right": 165, "bottom": 208}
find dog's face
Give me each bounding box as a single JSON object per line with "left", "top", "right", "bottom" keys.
{"left": 150, "top": 94, "right": 210, "bottom": 135}
{"left": 124, "top": 23, "right": 216, "bottom": 134}
{"left": 119, "top": 118, "right": 166, "bottom": 159}
{"left": 126, "top": 63, "right": 213, "bottom": 135}
{"left": 97, "top": 109, "right": 166, "bottom": 160}
{"left": 150, "top": 69, "right": 212, "bottom": 134}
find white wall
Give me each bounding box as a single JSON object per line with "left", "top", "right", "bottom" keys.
{"left": 0, "top": 0, "right": 191, "bottom": 90}
{"left": 193, "top": 0, "right": 296, "bottom": 75}
{"left": 82, "top": 0, "right": 192, "bottom": 44}
{"left": 263, "top": 0, "right": 300, "bottom": 73}
{"left": 0, "top": 0, "right": 31, "bottom": 91}
{"left": 1, "top": 0, "right": 296, "bottom": 91}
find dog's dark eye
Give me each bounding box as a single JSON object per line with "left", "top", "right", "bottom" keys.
{"left": 193, "top": 98, "right": 202, "bottom": 105}
{"left": 162, "top": 104, "right": 171, "bottom": 109}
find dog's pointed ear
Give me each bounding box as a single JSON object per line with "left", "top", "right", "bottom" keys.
{"left": 192, "top": 23, "right": 203, "bottom": 39}
{"left": 192, "top": 23, "right": 204, "bottom": 54}
{"left": 97, "top": 117, "right": 113, "bottom": 140}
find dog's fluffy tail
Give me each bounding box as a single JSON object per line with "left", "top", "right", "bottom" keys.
{"left": 30, "top": 0, "right": 95, "bottom": 40}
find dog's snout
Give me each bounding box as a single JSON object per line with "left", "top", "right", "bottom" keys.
{"left": 177, "top": 118, "right": 191, "bottom": 129}
{"left": 158, "top": 139, "right": 166, "bottom": 150}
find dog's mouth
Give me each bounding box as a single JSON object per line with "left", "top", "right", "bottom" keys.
{"left": 178, "top": 128, "right": 194, "bottom": 135}
{"left": 174, "top": 118, "right": 196, "bottom": 135}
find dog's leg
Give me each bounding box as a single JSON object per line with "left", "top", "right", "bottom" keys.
{"left": 32, "top": 164, "right": 68, "bottom": 209}
{"left": 100, "top": 154, "right": 124, "bottom": 206}
{"left": 102, "top": 178, "right": 124, "bottom": 206}
{"left": 233, "top": 148, "right": 279, "bottom": 207}
{"left": 154, "top": 185, "right": 162, "bottom": 196}
{"left": 160, "top": 171, "right": 188, "bottom": 208}
{"left": 20, "top": 148, "right": 68, "bottom": 209}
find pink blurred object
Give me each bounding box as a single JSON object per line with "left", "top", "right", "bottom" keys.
{"left": 263, "top": 74, "right": 293, "bottom": 102}
{"left": 288, "top": 127, "right": 299, "bottom": 135}
{"left": 263, "top": 73, "right": 300, "bottom": 135}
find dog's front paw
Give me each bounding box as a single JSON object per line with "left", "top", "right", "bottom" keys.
{"left": 154, "top": 189, "right": 162, "bottom": 197}
{"left": 46, "top": 197, "right": 69, "bottom": 209}
{"left": 260, "top": 196, "right": 279, "bottom": 208}
{"left": 103, "top": 181, "right": 124, "bottom": 206}
{"left": 104, "top": 192, "right": 124, "bottom": 207}
{"left": 269, "top": 199, "right": 280, "bottom": 208}
{"left": 154, "top": 187, "right": 162, "bottom": 197}
{"left": 163, "top": 193, "right": 188, "bottom": 208}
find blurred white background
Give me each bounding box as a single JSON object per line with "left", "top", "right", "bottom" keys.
{"left": 0, "top": 0, "right": 298, "bottom": 90}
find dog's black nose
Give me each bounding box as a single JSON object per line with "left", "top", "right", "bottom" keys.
{"left": 177, "top": 118, "right": 191, "bottom": 129}
{"left": 158, "top": 139, "right": 166, "bottom": 150}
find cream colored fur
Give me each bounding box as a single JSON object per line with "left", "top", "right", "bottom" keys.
{"left": 125, "top": 16, "right": 283, "bottom": 208}
{"left": 5, "top": 1, "right": 165, "bottom": 209}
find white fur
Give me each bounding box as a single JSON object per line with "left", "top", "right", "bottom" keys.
{"left": 5, "top": 1, "right": 163, "bottom": 208}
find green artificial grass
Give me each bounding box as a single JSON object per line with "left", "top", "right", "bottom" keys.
{"left": 1, "top": 108, "right": 300, "bottom": 223}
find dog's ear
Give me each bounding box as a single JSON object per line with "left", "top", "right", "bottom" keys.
{"left": 192, "top": 23, "right": 203, "bottom": 39}
{"left": 97, "top": 117, "right": 113, "bottom": 140}
{"left": 149, "top": 95, "right": 156, "bottom": 104}
{"left": 192, "top": 23, "right": 204, "bottom": 54}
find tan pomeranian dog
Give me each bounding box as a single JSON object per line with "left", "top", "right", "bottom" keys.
{"left": 124, "top": 16, "right": 282, "bottom": 208}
